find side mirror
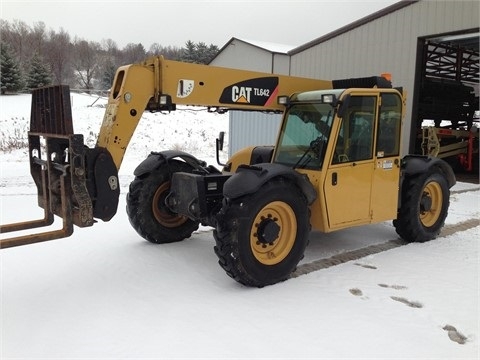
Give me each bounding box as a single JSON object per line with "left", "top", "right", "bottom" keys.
{"left": 217, "top": 131, "right": 224, "bottom": 151}
{"left": 216, "top": 131, "right": 226, "bottom": 166}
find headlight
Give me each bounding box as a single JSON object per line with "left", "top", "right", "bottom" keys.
{"left": 277, "top": 95, "right": 290, "bottom": 106}
{"left": 321, "top": 94, "right": 335, "bottom": 104}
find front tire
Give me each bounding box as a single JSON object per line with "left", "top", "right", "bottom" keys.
{"left": 394, "top": 171, "right": 450, "bottom": 242}
{"left": 214, "top": 178, "right": 310, "bottom": 287}
{"left": 127, "top": 160, "right": 200, "bottom": 243}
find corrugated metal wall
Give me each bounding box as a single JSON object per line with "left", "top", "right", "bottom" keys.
{"left": 290, "top": 0, "right": 479, "bottom": 154}
{"left": 272, "top": 53, "right": 290, "bottom": 74}
{"left": 210, "top": 39, "right": 274, "bottom": 72}
{"left": 229, "top": 112, "right": 282, "bottom": 156}
{"left": 210, "top": 39, "right": 291, "bottom": 156}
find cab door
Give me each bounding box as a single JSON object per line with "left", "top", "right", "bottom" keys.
{"left": 370, "top": 92, "right": 403, "bottom": 222}
{"left": 323, "top": 93, "right": 377, "bottom": 229}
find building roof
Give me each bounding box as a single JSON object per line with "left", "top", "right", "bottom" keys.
{"left": 209, "top": 37, "right": 295, "bottom": 64}
{"left": 289, "top": 1, "right": 417, "bottom": 55}
{"left": 235, "top": 38, "right": 295, "bottom": 54}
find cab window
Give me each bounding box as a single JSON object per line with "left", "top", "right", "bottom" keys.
{"left": 274, "top": 103, "right": 333, "bottom": 169}
{"left": 377, "top": 93, "right": 402, "bottom": 157}
{"left": 332, "top": 96, "right": 376, "bottom": 164}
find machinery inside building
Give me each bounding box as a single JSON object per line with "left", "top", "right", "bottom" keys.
{"left": 414, "top": 31, "right": 479, "bottom": 181}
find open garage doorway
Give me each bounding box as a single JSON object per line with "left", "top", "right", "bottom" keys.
{"left": 411, "top": 29, "right": 479, "bottom": 183}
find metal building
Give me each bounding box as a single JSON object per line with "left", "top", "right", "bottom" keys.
{"left": 212, "top": 0, "right": 479, "bottom": 159}
{"left": 289, "top": 0, "right": 479, "bottom": 155}
{"left": 210, "top": 38, "right": 294, "bottom": 155}
{"left": 211, "top": 37, "right": 292, "bottom": 74}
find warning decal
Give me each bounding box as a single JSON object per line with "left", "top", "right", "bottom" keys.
{"left": 177, "top": 79, "right": 194, "bottom": 98}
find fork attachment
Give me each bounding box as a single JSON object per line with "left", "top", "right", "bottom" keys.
{"left": 1, "top": 86, "right": 119, "bottom": 248}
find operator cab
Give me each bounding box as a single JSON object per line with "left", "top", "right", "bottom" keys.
{"left": 274, "top": 89, "right": 344, "bottom": 169}
{"left": 274, "top": 88, "right": 402, "bottom": 171}
{"left": 274, "top": 87, "right": 404, "bottom": 230}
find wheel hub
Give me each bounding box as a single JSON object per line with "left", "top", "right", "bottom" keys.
{"left": 152, "top": 182, "right": 188, "bottom": 228}
{"left": 419, "top": 181, "right": 443, "bottom": 228}
{"left": 256, "top": 217, "right": 280, "bottom": 244}
{"left": 250, "top": 201, "right": 297, "bottom": 266}
{"left": 420, "top": 192, "right": 433, "bottom": 212}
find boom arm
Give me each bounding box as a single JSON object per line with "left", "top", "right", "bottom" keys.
{"left": 97, "top": 56, "right": 332, "bottom": 169}
{"left": 0, "top": 56, "right": 331, "bottom": 248}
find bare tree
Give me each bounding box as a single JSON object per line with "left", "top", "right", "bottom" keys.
{"left": 29, "top": 22, "right": 48, "bottom": 58}
{"left": 0, "top": 19, "right": 219, "bottom": 90}
{"left": 45, "top": 28, "right": 73, "bottom": 85}
{"left": 98, "top": 39, "right": 121, "bottom": 90}
{"left": 0, "top": 20, "right": 13, "bottom": 45}
{"left": 121, "top": 43, "right": 146, "bottom": 65}
{"left": 72, "top": 38, "right": 101, "bottom": 90}
{"left": 148, "top": 43, "right": 182, "bottom": 60}
{"left": 1, "top": 20, "right": 47, "bottom": 74}
{"left": 101, "top": 38, "right": 119, "bottom": 57}
{"left": 4, "top": 20, "right": 31, "bottom": 68}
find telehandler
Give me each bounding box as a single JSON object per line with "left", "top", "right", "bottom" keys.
{"left": 0, "top": 56, "right": 455, "bottom": 287}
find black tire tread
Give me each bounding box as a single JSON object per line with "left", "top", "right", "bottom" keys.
{"left": 393, "top": 170, "right": 450, "bottom": 243}
{"left": 213, "top": 178, "right": 310, "bottom": 287}
{"left": 126, "top": 160, "right": 199, "bottom": 244}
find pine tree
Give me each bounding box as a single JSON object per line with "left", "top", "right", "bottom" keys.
{"left": 196, "top": 42, "right": 209, "bottom": 64}
{"left": 26, "top": 52, "right": 52, "bottom": 90}
{"left": 0, "top": 43, "right": 23, "bottom": 94}
{"left": 101, "top": 60, "right": 117, "bottom": 90}
{"left": 207, "top": 44, "right": 219, "bottom": 63}
{"left": 180, "top": 40, "right": 219, "bottom": 64}
{"left": 181, "top": 40, "right": 197, "bottom": 63}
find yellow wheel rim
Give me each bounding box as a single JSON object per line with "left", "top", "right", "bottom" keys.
{"left": 419, "top": 181, "right": 443, "bottom": 227}
{"left": 250, "top": 201, "right": 297, "bottom": 265}
{"left": 152, "top": 182, "right": 188, "bottom": 228}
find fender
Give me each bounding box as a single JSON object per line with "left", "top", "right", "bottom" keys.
{"left": 133, "top": 150, "right": 207, "bottom": 177}
{"left": 223, "top": 163, "right": 317, "bottom": 204}
{"left": 401, "top": 155, "right": 456, "bottom": 188}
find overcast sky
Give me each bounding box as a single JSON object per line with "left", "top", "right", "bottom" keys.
{"left": 1, "top": 0, "right": 399, "bottom": 49}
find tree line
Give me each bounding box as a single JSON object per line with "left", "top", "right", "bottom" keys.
{"left": 0, "top": 19, "right": 219, "bottom": 94}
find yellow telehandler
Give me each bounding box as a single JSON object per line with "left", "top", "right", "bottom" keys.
{"left": 0, "top": 56, "right": 455, "bottom": 287}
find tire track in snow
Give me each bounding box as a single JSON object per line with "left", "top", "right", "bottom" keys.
{"left": 451, "top": 187, "right": 480, "bottom": 195}
{"left": 291, "top": 217, "right": 480, "bottom": 278}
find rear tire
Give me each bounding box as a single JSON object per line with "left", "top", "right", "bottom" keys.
{"left": 214, "top": 178, "right": 310, "bottom": 287}
{"left": 127, "top": 160, "right": 199, "bottom": 243}
{"left": 394, "top": 171, "right": 449, "bottom": 242}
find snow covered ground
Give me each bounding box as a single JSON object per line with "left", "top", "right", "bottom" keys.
{"left": 0, "top": 93, "right": 479, "bottom": 359}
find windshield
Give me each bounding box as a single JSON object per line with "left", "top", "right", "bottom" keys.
{"left": 273, "top": 103, "right": 334, "bottom": 169}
